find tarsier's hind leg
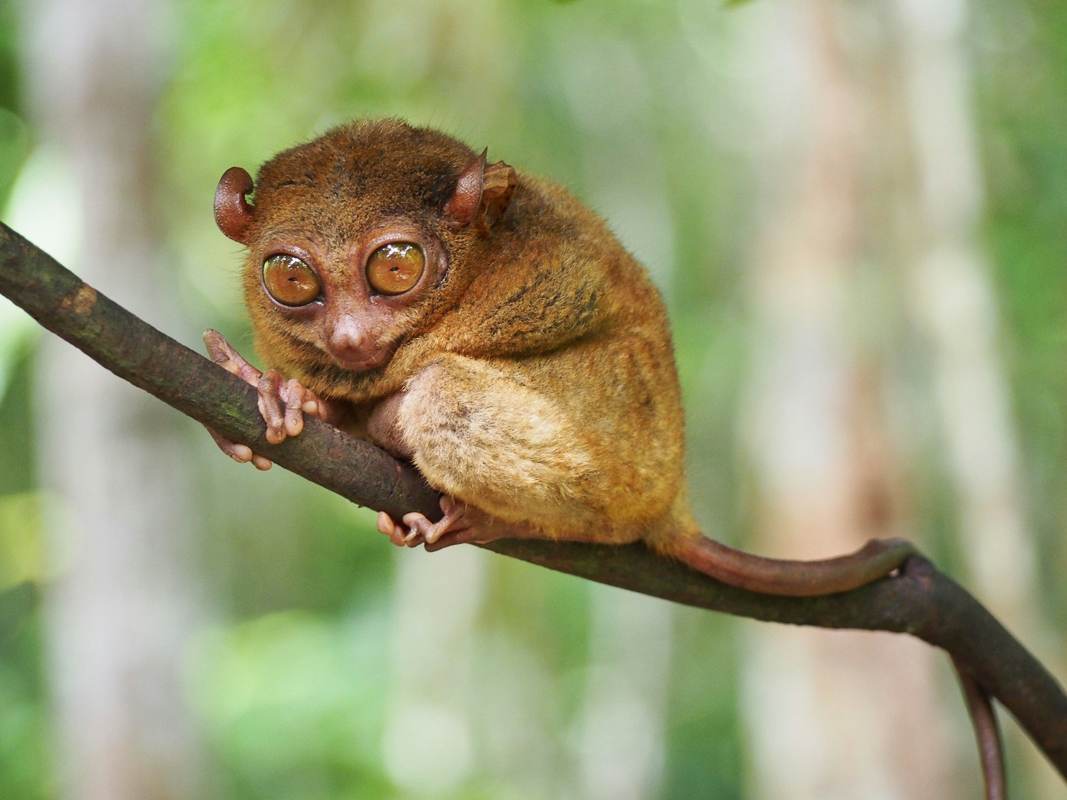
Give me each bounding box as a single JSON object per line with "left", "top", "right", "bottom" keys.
{"left": 375, "top": 354, "right": 653, "bottom": 546}
{"left": 671, "top": 533, "right": 1005, "bottom": 800}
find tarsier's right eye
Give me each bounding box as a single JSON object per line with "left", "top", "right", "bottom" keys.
{"left": 263, "top": 254, "right": 322, "bottom": 307}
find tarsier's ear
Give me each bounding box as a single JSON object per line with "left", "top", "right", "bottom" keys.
{"left": 444, "top": 149, "right": 517, "bottom": 231}
{"left": 214, "top": 166, "right": 255, "bottom": 244}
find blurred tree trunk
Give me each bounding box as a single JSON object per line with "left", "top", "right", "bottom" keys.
{"left": 740, "top": 0, "right": 950, "bottom": 796}
{"left": 894, "top": 0, "right": 1061, "bottom": 793}
{"left": 571, "top": 587, "right": 672, "bottom": 800}
{"left": 382, "top": 546, "right": 485, "bottom": 794}
{"left": 21, "top": 1, "right": 207, "bottom": 799}
{"left": 896, "top": 0, "right": 1036, "bottom": 644}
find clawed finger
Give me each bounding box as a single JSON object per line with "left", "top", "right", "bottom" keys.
{"left": 377, "top": 511, "right": 424, "bottom": 547}
{"left": 424, "top": 527, "right": 479, "bottom": 551}
{"left": 203, "top": 331, "right": 281, "bottom": 469}
{"left": 251, "top": 453, "right": 272, "bottom": 471}
{"left": 204, "top": 329, "right": 262, "bottom": 387}
{"left": 205, "top": 426, "right": 273, "bottom": 470}
{"left": 283, "top": 379, "right": 307, "bottom": 437}
{"left": 403, "top": 512, "right": 441, "bottom": 545}
{"left": 374, "top": 498, "right": 477, "bottom": 552}
{"left": 302, "top": 391, "right": 328, "bottom": 421}
{"left": 258, "top": 370, "right": 288, "bottom": 444}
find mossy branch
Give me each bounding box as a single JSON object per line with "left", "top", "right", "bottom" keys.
{"left": 1, "top": 221, "right": 1065, "bottom": 779}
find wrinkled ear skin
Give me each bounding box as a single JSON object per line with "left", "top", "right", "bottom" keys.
{"left": 214, "top": 166, "right": 256, "bottom": 244}
{"left": 481, "top": 159, "right": 517, "bottom": 227}
{"left": 444, "top": 150, "right": 517, "bottom": 232}
{"left": 443, "top": 150, "right": 486, "bottom": 226}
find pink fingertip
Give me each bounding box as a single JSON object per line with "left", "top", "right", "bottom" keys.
{"left": 231, "top": 444, "right": 252, "bottom": 462}
{"left": 302, "top": 399, "right": 319, "bottom": 415}
{"left": 252, "top": 455, "right": 272, "bottom": 471}
{"left": 402, "top": 512, "right": 427, "bottom": 527}
{"left": 377, "top": 512, "right": 394, "bottom": 535}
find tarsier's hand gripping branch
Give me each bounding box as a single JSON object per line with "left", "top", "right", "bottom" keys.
{"left": 206, "top": 120, "right": 1004, "bottom": 799}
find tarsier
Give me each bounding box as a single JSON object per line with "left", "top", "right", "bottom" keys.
{"left": 207, "top": 119, "right": 1003, "bottom": 798}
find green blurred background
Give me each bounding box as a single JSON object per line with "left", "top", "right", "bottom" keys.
{"left": 0, "top": 0, "right": 1065, "bottom": 798}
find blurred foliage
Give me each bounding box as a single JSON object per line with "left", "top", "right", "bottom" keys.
{"left": 0, "top": 332, "right": 50, "bottom": 799}
{"left": 976, "top": 0, "right": 1067, "bottom": 625}
{"left": 0, "top": 587, "right": 51, "bottom": 800}
{"left": 0, "top": 0, "right": 1065, "bottom": 798}
{"left": 192, "top": 609, "right": 395, "bottom": 798}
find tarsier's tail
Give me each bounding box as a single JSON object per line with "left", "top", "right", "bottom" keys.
{"left": 672, "top": 534, "right": 1007, "bottom": 800}
{"left": 670, "top": 534, "right": 917, "bottom": 596}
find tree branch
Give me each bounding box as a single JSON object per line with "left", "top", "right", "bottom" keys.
{"left": 2, "top": 221, "right": 1065, "bottom": 778}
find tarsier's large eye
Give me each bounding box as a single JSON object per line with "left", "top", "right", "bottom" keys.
{"left": 263, "top": 254, "right": 322, "bottom": 306}
{"left": 366, "top": 242, "right": 425, "bottom": 295}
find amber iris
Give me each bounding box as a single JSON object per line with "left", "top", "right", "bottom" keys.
{"left": 263, "top": 254, "right": 322, "bottom": 306}
{"left": 366, "top": 242, "right": 425, "bottom": 295}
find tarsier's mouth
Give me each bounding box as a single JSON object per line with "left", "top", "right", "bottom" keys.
{"left": 326, "top": 338, "right": 398, "bottom": 373}
{"left": 331, "top": 349, "right": 391, "bottom": 372}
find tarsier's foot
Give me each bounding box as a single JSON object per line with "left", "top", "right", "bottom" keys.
{"left": 203, "top": 329, "right": 328, "bottom": 469}
{"left": 376, "top": 497, "right": 509, "bottom": 552}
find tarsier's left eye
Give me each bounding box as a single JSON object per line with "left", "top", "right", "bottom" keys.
{"left": 366, "top": 242, "right": 425, "bottom": 295}
{"left": 263, "top": 254, "right": 322, "bottom": 307}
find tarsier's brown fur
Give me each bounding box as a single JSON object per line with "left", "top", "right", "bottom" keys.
{"left": 207, "top": 120, "right": 1003, "bottom": 799}
{"left": 240, "top": 119, "right": 693, "bottom": 552}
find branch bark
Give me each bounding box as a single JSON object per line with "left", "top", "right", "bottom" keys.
{"left": 2, "top": 221, "right": 1065, "bottom": 779}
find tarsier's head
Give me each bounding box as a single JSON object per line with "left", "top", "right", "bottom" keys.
{"left": 214, "top": 119, "right": 516, "bottom": 376}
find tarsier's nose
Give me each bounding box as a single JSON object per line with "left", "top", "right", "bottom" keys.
{"left": 326, "top": 314, "right": 379, "bottom": 370}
